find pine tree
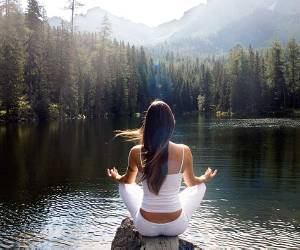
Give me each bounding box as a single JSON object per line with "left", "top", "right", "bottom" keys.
{"left": 268, "top": 41, "right": 286, "bottom": 111}
{"left": 100, "top": 14, "right": 112, "bottom": 48}
{"left": 0, "top": 1, "right": 24, "bottom": 121}
{"left": 25, "top": 0, "right": 49, "bottom": 120}
{"left": 285, "top": 38, "right": 300, "bottom": 108}
{"left": 137, "top": 47, "right": 149, "bottom": 112}
{"left": 127, "top": 44, "right": 139, "bottom": 115}
{"left": 1, "top": 2, "right": 300, "bottom": 121}
{"left": 203, "top": 68, "right": 212, "bottom": 112}
{"left": 252, "top": 51, "right": 262, "bottom": 114}
{"left": 229, "top": 45, "right": 249, "bottom": 115}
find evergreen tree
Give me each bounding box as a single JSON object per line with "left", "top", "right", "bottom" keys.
{"left": 267, "top": 41, "right": 286, "bottom": 111}
{"left": 136, "top": 47, "right": 149, "bottom": 112}
{"left": 252, "top": 51, "right": 262, "bottom": 114}
{"left": 25, "top": 0, "right": 49, "bottom": 120}
{"left": 203, "top": 68, "right": 212, "bottom": 112}
{"left": 229, "top": 45, "right": 249, "bottom": 115}
{"left": 285, "top": 39, "right": 300, "bottom": 108}
{"left": 0, "top": 2, "right": 300, "bottom": 122}
{"left": 0, "top": 1, "right": 24, "bottom": 121}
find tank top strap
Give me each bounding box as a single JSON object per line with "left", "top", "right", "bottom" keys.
{"left": 178, "top": 144, "right": 184, "bottom": 174}
{"left": 139, "top": 146, "right": 143, "bottom": 167}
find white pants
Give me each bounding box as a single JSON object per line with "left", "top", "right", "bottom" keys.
{"left": 119, "top": 183, "right": 206, "bottom": 237}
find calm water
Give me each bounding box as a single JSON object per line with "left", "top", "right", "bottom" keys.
{"left": 0, "top": 115, "right": 300, "bottom": 249}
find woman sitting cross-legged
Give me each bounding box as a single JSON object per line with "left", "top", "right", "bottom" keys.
{"left": 107, "top": 100, "right": 217, "bottom": 237}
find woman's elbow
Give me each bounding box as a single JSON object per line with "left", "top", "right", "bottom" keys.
{"left": 121, "top": 176, "right": 135, "bottom": 184}
{"left": 184, "top": 178, "right": 196, "bottom": 187}
{"left": 184, "top": 176, "right": 203, "bottom": 187}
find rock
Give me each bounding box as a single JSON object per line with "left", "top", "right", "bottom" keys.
{"left": 111, "top": 217, "right": 142, "bottom": 250}
{"left": 111, "top": 217, "right": 201, "bottom": 250}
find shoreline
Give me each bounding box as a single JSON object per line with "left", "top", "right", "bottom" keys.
{"left": 1, "top": 109, "right": 300, "bottom": 125}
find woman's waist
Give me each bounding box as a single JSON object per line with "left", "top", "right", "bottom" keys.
{"left": 139, "top": 207, "right": 183, "bottom": 224}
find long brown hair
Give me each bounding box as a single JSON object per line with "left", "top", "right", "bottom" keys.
{"left": 115, "top": 100, "right": 175, "bottom": 194}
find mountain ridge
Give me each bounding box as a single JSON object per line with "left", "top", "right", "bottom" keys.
{"left": 48, "top": 0, "right": 300, "bottom": 53}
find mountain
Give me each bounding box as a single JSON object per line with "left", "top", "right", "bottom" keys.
{"left": 209, "top": 8, "right": 300, "bottom": 51}
{"left": 48, "top": 0, "right": 300, "bottom": 53}
{"left": 207, "top": 0, "right": 300, "bottom": 51}
{"left": 49, "top": 7, "right": 154, "bottom": 45}
{"left": 159, "top": 0, "right": 274, "bottom": 41}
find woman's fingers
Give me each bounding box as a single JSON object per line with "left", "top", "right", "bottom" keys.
{"left": 212, "top": 169, "right": 218, "bottom": 177}
{"left": 205, "top": 168, "right": 213, "bottom": 177}
{"left": 107, "top": 168, "right": 117, "bottom": 179}
{"left": 203, "top": 167, "right": 218, "bottom": 182}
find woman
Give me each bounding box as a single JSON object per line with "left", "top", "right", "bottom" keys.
{"left": 107, "top": 100, "right": 217, "bottom": 236}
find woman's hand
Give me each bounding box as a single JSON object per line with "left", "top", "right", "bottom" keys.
{"left": 107, "top": 167, "right": 121, "bottom": 182}
{"left": 202, "top": 167, "right": 217, "bottom": 183}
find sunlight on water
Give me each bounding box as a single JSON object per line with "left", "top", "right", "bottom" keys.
{"left": 211, "top": 118, "right": 300, "bottom": 128}
{"left": 1, "top": 184, "right": 299, "bottom": 248}
{"left": 0, "top": 116, "right": 299, "bottom": 248}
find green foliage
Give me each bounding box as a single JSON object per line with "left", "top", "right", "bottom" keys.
{"left": 17, "top": 95, "right": 35, "bottom": 121}
{"left": 216, "top": 111, "right": 231, "bottom": 118}
{"left": 48, "top": 103, "right": 60, "bottom": 120}
{"left": 0, "top": 1, "right": 300, "bottom": 122}
{"left": 268, "top": 41, "right": 286, "bottom": 110}
{"left": 197, "top": 95, "right": 205, "bottom": 112}
{"left": 0, "top": 2, "right": 25, "bottom": 121}
{"left": 285, "top": 39, "right": 300, "bottom": 108}
{"left": 0, "top": 110, "right": 6, "bottom": 118}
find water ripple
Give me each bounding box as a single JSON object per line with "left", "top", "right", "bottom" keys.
{"left": 0, "top": 183, "right": 299, "bottom": 248}
{"left": 211, "top": 118, "right": 300, "bottom": 128}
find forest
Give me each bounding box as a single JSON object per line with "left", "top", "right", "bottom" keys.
{"left": 0, "top": 0, "right": 300, "bottom": 122}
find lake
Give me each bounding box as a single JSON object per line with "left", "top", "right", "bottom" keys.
{"left": 0, "top": 115, "right": 300, "bottom": 248}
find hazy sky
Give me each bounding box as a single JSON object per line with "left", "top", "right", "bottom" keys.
{"left": 21, "top": 0, "right": 207, "bottom": 27}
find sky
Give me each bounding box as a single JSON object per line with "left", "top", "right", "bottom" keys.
{"left": 21, "top": 0, "right": 207, "bottom": 27}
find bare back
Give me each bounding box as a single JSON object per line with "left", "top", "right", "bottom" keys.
{"left": 137, "top": 141, "right": 185, "bottom": 223}
{"left": 137, "top": 141, "right": 185, "bottom": 175}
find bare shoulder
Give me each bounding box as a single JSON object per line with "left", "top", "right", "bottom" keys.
{"left": 182, "top": 144, "right": 192, "bottom": 159}
{"left": 129, "top": 144, "right": 142, "bottom": 159}
{"left": 181, "top": 144, "right": 190, "bottom": 151}
{"left": 170, "top": 141, "right": 191, "bottom": 152}
{"left": 131, "top": 144, "right": 142, "bottom": 151}
{"left": 131, "top": 144, "right": 142, "bottom": 150}
{"left": 129, "top": 145, "right": 143, "bottom": 171}
{"left": 169, "top": 142, "right": 192, "bottom": 162}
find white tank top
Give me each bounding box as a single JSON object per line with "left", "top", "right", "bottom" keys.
{"left": 139, "top": 145, "right": 184, "bottom": 213}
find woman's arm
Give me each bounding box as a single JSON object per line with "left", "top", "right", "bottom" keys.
{"left": 107, "top": 147, "right": 139, "bottom": 184}
{"left": 182, "top": 145, "right": 217, "bottom": 187}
